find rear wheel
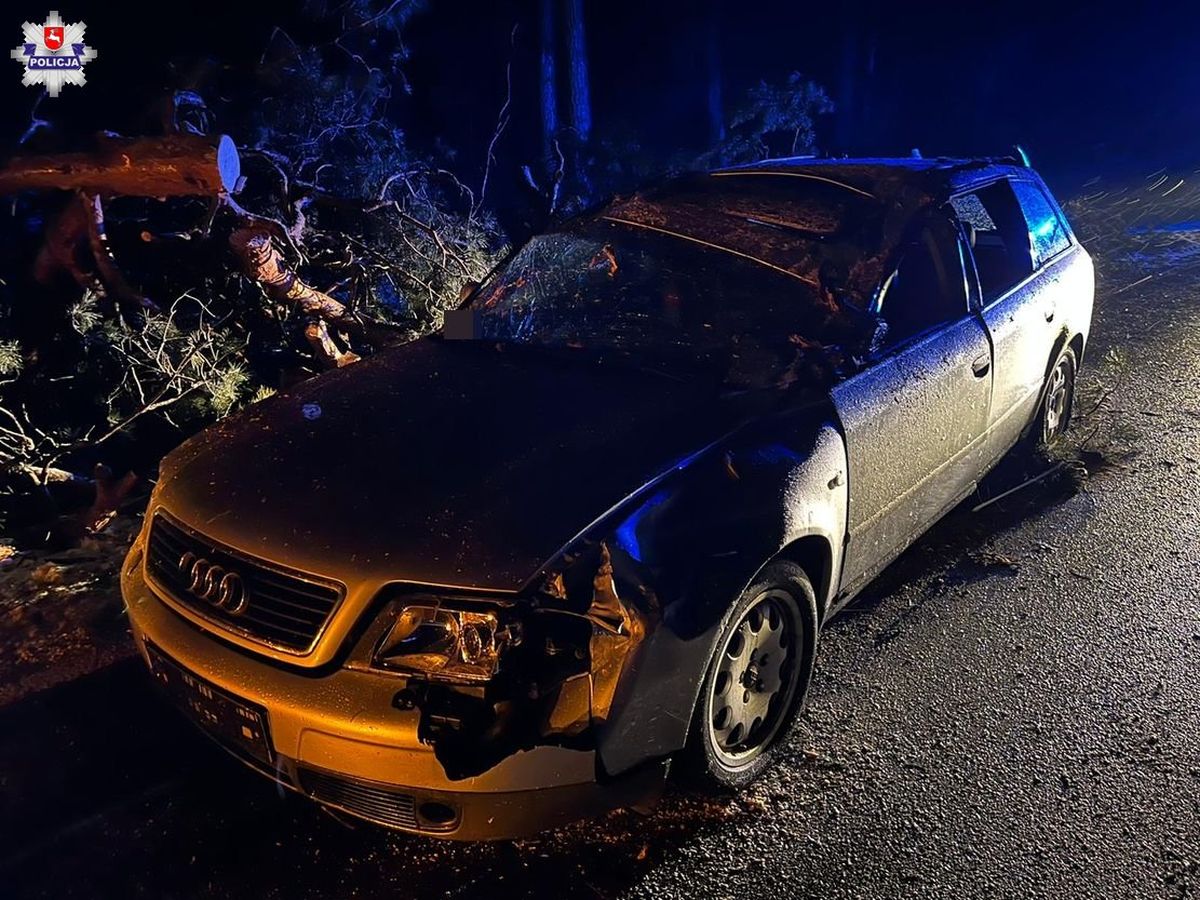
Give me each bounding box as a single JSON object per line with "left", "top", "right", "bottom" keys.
{"left": 682, "top": 560, "right": 818, "bottom": 789}
{"left": 1035, "top": 346, "right": 1077, "bottom": 448}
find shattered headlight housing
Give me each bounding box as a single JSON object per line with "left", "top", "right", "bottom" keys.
{"left": 370, "top": 603, "right": 521, "bottom": 683}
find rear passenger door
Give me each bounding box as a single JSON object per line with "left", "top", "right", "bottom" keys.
{"left": 951, "top": 179, "right": 1065, "bottom": 463}
{"left": 833, "top": 211, "right": 992, "bottom": 592}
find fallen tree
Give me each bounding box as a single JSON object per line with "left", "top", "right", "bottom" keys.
{"left": 0, "top": 5, "right": 508, "bottom": 547}
{"left": 1, "top": 132, "right": 372, "bottom": 365}
{"left": 0, "top": 133, "right": 241, "bottom": 197}
{"left": 9, "top": 134, "right": 240, "bottom": 324}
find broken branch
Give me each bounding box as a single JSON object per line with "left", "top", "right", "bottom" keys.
{"left": 229, "top": 226, "right": 360, "bottom": 368}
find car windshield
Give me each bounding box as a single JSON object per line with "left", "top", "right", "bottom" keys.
{"left": 469, "top": 181, "right": 885, "bottom": 387}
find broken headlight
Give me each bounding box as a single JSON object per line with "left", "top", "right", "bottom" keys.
{"left": 370, "top": 604, "right": 521, "bottom": 683}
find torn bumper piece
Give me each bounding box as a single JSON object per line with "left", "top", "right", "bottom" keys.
{"left": 376, "top": 542, "right": 654, "bottom": 781}
{"left": 122, "top": 554, "right": 665, "bottom": 840}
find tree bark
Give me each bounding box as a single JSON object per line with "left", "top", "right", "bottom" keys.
{"left": 538, "top": 0, "right": 559, "bottom": 157}
{"left": 0, "top": 134, "right": 240, "bottom": 198}
{"left": 706, "top": 0, "right": 725, "bottom": 145}
{"left": 564, "top": 0, "right": 592, "bottom": 144}
{"left": 835, "top": 26, "right": 858, "bottom": 153}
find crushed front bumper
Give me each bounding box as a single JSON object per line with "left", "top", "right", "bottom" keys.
{"left": 121, "top": 540, "right": 666, "bottom": 840}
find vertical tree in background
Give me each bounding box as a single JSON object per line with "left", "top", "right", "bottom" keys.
{"left": 835, "top": 18, "right": 859, "bottom": 152}
{"left": 834, "top": 3, "right": 879, "bottom": 154}
{"left": 859, "top": 30, "right": 878, "bottom": 150}
{"left": 564, "top": 0, "right": 592, "bottom": 143}
{"left": 539, "top": 0, "right": 559, "bottom": 156}
{"left": 706, "top": 0, "right": 725, "bottom": 144}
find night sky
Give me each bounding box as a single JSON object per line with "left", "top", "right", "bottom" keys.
{"left": 2, "top": 1, "right": 1198, "bottom": 197}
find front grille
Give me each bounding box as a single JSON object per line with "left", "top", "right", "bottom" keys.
{"left": 146, "top": 513, "right": 343, "bottom": 653}
{"left": 300, "top": 769, "right": 421, "bottom": 831}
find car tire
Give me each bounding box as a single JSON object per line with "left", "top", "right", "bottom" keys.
{"left": 1033, "top": 345, "right": 1078, "bottom": 449}
{"left": 681, "top": 560, "right": 819, "bottom": 790}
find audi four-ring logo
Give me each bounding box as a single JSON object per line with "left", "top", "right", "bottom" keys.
{"left": 177, "top": 551, "right": 248, "bottom": 615}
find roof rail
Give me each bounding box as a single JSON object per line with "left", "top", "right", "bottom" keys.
{"left": 920, "top": 146, "right": 1031, "bottom": 169}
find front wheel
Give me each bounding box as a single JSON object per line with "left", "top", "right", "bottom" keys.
{"left": 681, "top": 560, "right": 819, "bottom": 789}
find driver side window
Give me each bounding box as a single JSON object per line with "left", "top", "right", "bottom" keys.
{"left": 877, "top": 214, "right": 968, "bottom": 349}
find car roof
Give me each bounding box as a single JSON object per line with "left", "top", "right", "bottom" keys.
{"left": 599, "top": 156, "right": 1037, "bottom": 297}
{"left": 590, "top": 155, "right": 1042, "bottom": 357}
{"left": 712, "top": 155, "right": 1036, "bottom": 204}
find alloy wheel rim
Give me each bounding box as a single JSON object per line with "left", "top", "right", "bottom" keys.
{"left": 1043, "top": 360, "right": 1071, "bottom": 443}
{"left": 707, "top": 589, "right": 801, "bottom": 767}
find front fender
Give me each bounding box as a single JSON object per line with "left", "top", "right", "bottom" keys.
{"left": 593, "top": 418, "right": 848, "bottom": 776}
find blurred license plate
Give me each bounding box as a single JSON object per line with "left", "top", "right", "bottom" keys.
{"left": 146, "top": 645, "right": 273, "bottom": 766}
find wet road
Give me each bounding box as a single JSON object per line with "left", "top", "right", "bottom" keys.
{"left": 3, "top": 191, "right": 1200, "bottom": 898}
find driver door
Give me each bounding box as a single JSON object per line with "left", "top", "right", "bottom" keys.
{"left": 832, "top": 213, "right": 993, "bottom": 593}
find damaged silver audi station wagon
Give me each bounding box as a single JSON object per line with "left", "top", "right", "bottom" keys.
{"left": 122, "top": 155, "right": 1093, "bottom": 838}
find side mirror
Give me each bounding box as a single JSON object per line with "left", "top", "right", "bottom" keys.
{"left": 442, "top": 307, "right": 481, "bottom": 340}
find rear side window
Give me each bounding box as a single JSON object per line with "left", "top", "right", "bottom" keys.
{"left": 1011, "top": 181, "right": 1071, "bottom": 267}
{"left": 950, "top": 181, "right": 1033, "bottom": 303}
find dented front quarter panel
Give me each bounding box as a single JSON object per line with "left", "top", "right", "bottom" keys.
{"left": 527, "top": 402, "right": 849, "bottom": 777}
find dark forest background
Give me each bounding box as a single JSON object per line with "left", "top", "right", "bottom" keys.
{"left": 0, "top": 0, "right": 1197, "bottom": 541}
{"left": 3, "top": 1, "right": 1198, "bottom": 195}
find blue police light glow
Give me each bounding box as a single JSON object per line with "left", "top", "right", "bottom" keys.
{"left": 1032, "top": 217, "right": 1057, "bottom": 238}
{"left": 744, "top": 443, "right": 804, "bottom": 466}
{"left": 614, "top": 489, "right": 671, "bottom": 562}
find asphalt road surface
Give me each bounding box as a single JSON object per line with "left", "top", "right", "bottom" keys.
{"left": 2, "top": 184, "right": 1199, "bottom": 899}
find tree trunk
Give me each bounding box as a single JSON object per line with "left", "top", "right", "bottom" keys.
{"left": 564, "top": 0, "right": 592, "bottom": 144}
{"left": 705, "top": 0, "right": 724, "bottom": 145}
{"left": 538, "top": 0, "right": 559, "bottom": 158}
{"left": 0, "top": 134, "right": 240, "bottom": 198}
{"left": 835, "top": 15, "right": 860, "bottom": 153}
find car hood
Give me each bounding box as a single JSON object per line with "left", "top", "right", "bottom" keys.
{"left": 156, "top": 339, "right": 762, "bottom": 591}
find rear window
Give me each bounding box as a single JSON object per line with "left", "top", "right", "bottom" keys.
{"left": 1011, "top": 181, "right": 1071, "bottom": 267}
{"left": 950, "top": 181, "right": 1033, "bottom": 303}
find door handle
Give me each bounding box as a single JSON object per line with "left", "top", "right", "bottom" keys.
{"left": 971, "top": 354, "right": 991, "bottom": 377}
